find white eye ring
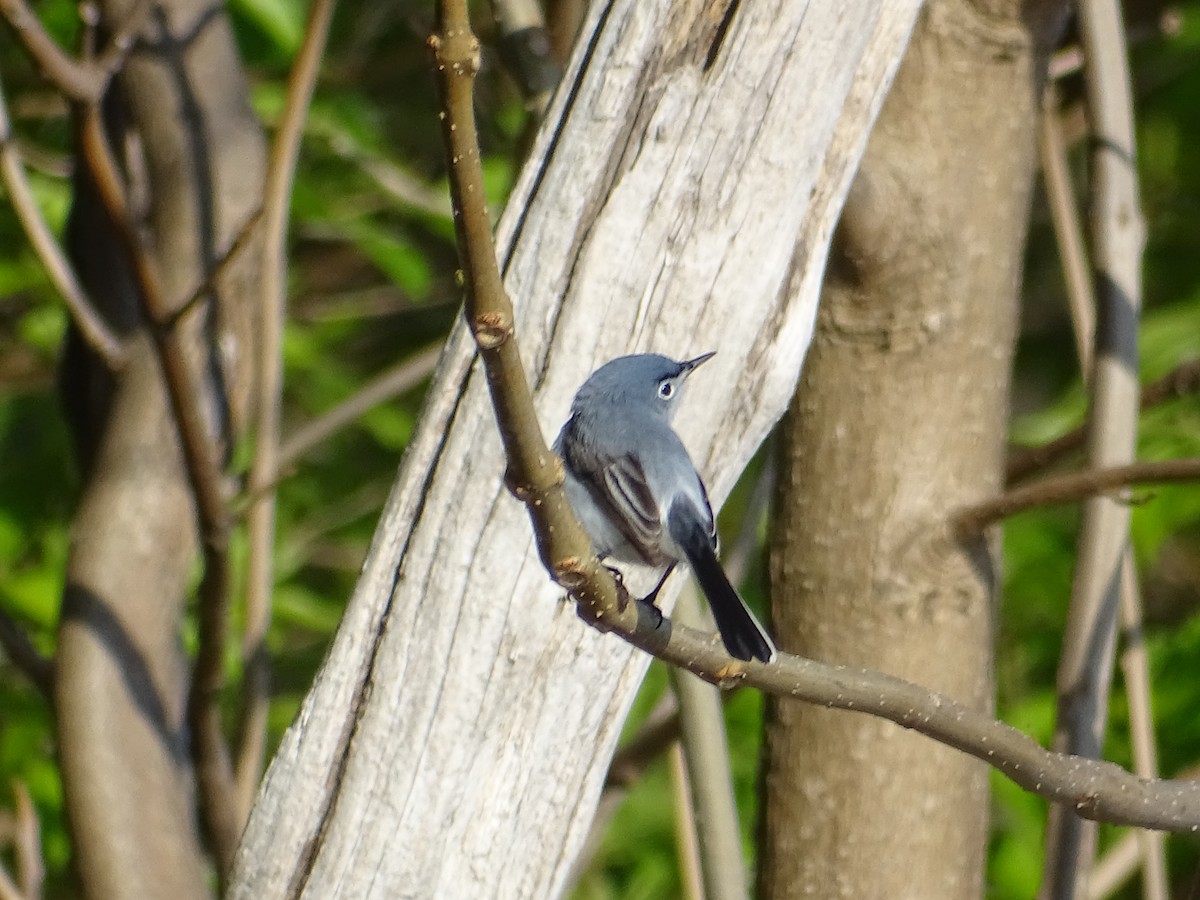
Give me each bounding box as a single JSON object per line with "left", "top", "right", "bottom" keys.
{"left": 658, "top": 381, "right": 674, "bottom": 399}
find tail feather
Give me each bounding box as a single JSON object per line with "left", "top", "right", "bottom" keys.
{"left": 668, "top": 501, "right": 777, "bottom": 663}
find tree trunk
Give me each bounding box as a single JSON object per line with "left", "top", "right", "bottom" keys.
{"left": 56, "top": 0, "right": 265, "bottom": 897}
{"left": 760, "top": 2, "right": 1067, "bottom": 898}
{"left": 228, "top": 2, "right": 922, "bottom": 896}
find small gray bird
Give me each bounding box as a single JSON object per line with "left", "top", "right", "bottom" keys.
{"left": 555, "top": 353, "right": 777, "bottom": 663}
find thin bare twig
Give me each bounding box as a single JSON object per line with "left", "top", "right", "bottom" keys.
{"left": 1089, "top": 767, "right": 1200, "bottom": 899}
{"left": 1038, "top": 82, "right": 1094, "bottom": 373}
{"left": 668, "top": 743, "right": 705, "bottom": 900}
{"left": 0, "top": 608, "right": 52, "bottom": 697}
{"left": 276, "top": 341, "right": 442, "bottom": 472}
{"left": 0, "top": 0, "right": 149, "bottom": 102}
{"left": 0, "top": 73, "right": 125, "bottom": 368}
{"left": 1041, "top": 0, "right": 1146, "bottom": 893}
{"left": 168, "top": 205, "right": 264, "bottom": 332}
{"left": 953, "top": 457, "right": 1200, "bottom": 537}
{"left": 1117, "top": 560, "right": 1168, "bottom": 900}
{"left": 78, "top": 104, "right": 240, "bottom": 873}
{"left": 1006, "top": 358, "right": 1200, "bottom": 484}
{"left": 1088, "top": 830, "right": 1144, "bottom": 900}
{"left": 237, "top": 0, "right": 339, "bottom": 828}
{"left": 670, "top": 584, "right": 749, "bottom": 900}
{"left": 430, "top": 0, "right": 1200, "bottom": 839}
{"left": 563, "top": 691, "right": 680, "bottom": 892}
{"left": 0, "top": 865, "right": 20, "bottom": 900}
{"left": 11, "top": 781, "right": 42, "bottom": 900}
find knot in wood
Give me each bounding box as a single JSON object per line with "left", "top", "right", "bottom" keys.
{"left": 711, "top": 665, "right": 747, "bottom": 690}
{"left": 503, "top": 466, "right": 534, "bottom": 501}
{"left": 553, "top": 557, "right": 589, "bottom": 590}
{"left": 473, "top": 312, "right": 512, "bottom": 349}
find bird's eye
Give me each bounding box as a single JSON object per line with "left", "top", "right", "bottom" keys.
{"left": 658, "top": 380, "right": 675, "bottom": 400}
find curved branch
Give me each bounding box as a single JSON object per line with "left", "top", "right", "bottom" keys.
{"left": 431, "top": 0, "right": 1200, "bottom": 837}
{"left": 0, "top": 73, "right": 125, "bottom": 368}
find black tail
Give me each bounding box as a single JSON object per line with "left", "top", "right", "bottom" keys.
{"left": 668, "top": 501, "right": 777, "bottom": 663}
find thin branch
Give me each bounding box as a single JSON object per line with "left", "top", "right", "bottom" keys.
{"left": 0, "top": 0, "right": 148, "bottom": 102}
{"left": 0, "top": 865, "right": 20, "bottom": 900}
{"left": 275, "top": 341, "right": 442, "bottom": 472}
{"left": 722, "top": 457, "right": 774, "bottom": 588}
{"left": 430, "top": 0, "right": 1200, "bottom": 840}
{"left": 670, "top": 586, "right": 749, "bottom": 900}
{"left": 1117, "top": 559, "right": 1167, "bottom": 900}
{"left": 0, "top": 0, "right": 94, "bottom": 99}
{"left": 0, "top": 72, "right": 125, "bottom": 368}
{"left": 1088, "top": 767, "right": 1200, "bottom": 899}
{"left": 169, "top": 205, "right": 264, "bottom": 332}
{"left": 77, "top": 104, "right": 240, "bottom": 873}
{"left": 1038, "top": 82, "right": 1094, "bottom": 374}
{"left": 430, "top": 2, "right": 613, "bottom": 615}
{"left": 237, "top": 0, "right": 338, "bottom": 829}
{"left": 953, "top": 457, "right": 1200, "bottom": 537}
{"left": 1041, "top": 0, "right": 1146, "bottom": 892}
{"left": 0, "top": 608, "right": 53, "bottom": 697}
{"left": 606, "top": 695, "right": 682, "bottom": 789}
{"left": 317, "top": 132, "right": 451, "bottom": 220}
{"left": 668, "top": 743, "right": 705, "bottom": 900}
{"left": 562, "top": 691, "right": 680, "bottom": 892}
{"left": 11, "top": 781, "right": 42, "bottom": 900}
{"left": 1006, "top": 358, "right": 1200, "bottom": 484}
{"left": 1088, "top": 829, "right": 1143, "bottom": 900}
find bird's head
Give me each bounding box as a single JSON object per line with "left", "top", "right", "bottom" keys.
{"left": 573, "top": 352, "right": 716, "bottom": 421}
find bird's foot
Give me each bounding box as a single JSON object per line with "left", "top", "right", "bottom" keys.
{"left": 604, "top": 564, "right": 631, "bottom": 611}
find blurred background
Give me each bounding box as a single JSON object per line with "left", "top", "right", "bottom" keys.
{"left": 0, "top": 0, "right": 1197, "bottom": 896}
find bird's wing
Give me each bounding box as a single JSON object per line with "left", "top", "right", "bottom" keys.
{"left": 602, "top": 454, "right": 663, "bottom": 555}
{"left": 561, "top": 423, "right": 664, "bottom": 564}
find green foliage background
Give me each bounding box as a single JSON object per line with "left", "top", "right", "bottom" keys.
{"left": 0, "top": 1, "right": 1198, "bottom": 896}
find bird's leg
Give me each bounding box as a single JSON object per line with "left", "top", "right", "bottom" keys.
{"left": 603, "top": 562, "right": 632, "bottom": 611}
{"left": 640, "top": 563, "right": 677, "bottom": 608}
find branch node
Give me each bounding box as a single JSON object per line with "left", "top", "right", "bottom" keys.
{"left": 472, "top": 311, "right": 513, "bottom": 349}
{"left": 552, "top": 556, "right": 589, "bottom": 590}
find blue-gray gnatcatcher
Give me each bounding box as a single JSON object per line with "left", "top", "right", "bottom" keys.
{"left": 554, "top": 353, "right": 777, "bottom": 663}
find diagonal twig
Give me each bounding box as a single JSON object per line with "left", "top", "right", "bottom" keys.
{"left": 1006, "top": 358, "right": 1200, "bottom": 485}
{"left": 0, "top": 72, "right": 125, "bottom": 368}
{"left": 953, "top": 457, "right": 1200, "bottom": 537}
{"left": 275, "top": 341, "right": 442, "bottom": 473}
{"left": 11, "top": 781, "right": 42, "bottom": 900}
{"left": 1117, "top": 559, "right": 1168, "bottom": 900}
{"left": 237, "top": 0, "right": 339, "bottom": 828}
{"left": 429, "top": 0, "right": 1200, "bottom": 838}
{"left": 0, "top": 608, "right": 53, "bottom": 698}
{"left": 1038, "top": 81, "right": 1094, "bottom": 373}
{"left": 0, "top": 0, "right": 149, "bottom": 102}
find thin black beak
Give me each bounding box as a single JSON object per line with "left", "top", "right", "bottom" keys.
{"left": 679, "top": 351, "right": 716, "bottom": 375}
